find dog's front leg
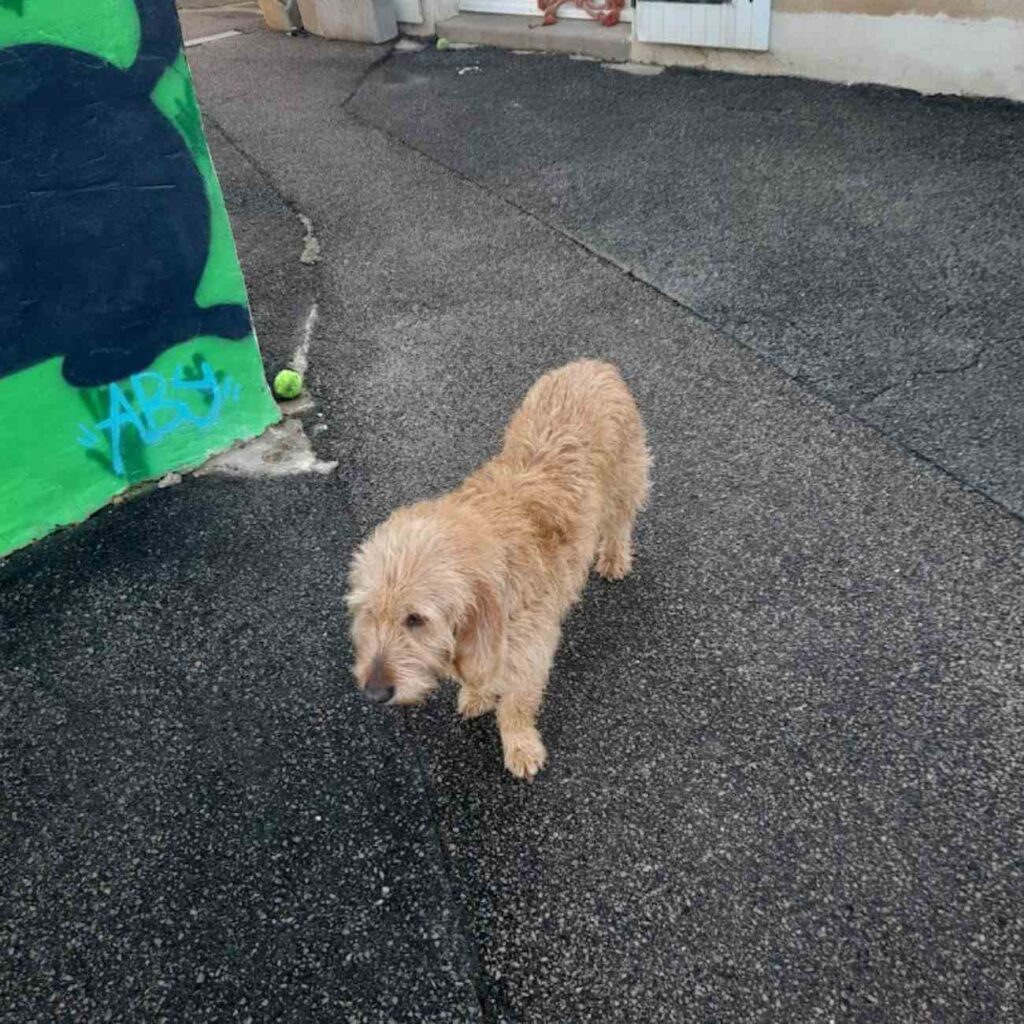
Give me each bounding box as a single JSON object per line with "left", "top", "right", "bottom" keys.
{"left": 495, "top": 621, "right": 559, "bottom": 780}
{"left": 498, "top": 694, "right": 547, "bottom": 780}
{"left": 457, "top": 682, "right": 497, "bottom": 720}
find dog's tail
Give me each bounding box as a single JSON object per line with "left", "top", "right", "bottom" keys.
{"left": 128, "top": 0, "right": 185, "bottom": 93}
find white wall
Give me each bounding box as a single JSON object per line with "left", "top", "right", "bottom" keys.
{"left": 632, "top": 11, "right": 1024, "bottom": 102}
{"left": 397, "top": 0, "right": 1024, "bottom": 102}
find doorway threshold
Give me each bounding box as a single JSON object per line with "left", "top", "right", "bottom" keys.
{"left": 436, "top": 13, "right": 631, "bottom": 62}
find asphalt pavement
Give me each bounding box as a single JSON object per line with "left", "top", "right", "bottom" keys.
{"left": 0, "top": 477, "right": 482, "bottom": 1023}
{"left": 2, "top": 15, "right": 1022, "bottom": 1024}
{"left": 351, "top": 45, "right": 1024, "bottom": 521}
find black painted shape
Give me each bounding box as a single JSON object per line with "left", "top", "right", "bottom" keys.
{"left": 0, "top": 0, "right": 250, "bottom": 387}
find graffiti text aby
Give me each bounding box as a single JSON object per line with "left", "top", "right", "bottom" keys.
{"left": 78, "top": 360, "right": 242, "bottom": 476}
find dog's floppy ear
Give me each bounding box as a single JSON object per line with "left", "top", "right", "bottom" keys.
{"left": 455, "top": 574, "right": 506, "bottom": 686}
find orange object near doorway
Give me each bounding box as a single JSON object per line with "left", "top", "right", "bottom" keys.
{"left": 538, "top": 0, "right": 625, "bottom": 28}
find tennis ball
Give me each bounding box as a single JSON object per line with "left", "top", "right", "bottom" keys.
{"left": 436, "top": 36, "right": 450, "bottom": 50}
{"left": 273, "top": 368, "right": 303, "bottom": 400}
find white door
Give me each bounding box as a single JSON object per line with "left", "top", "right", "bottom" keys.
{"left": 460, "top": 0, "right": 633, "bottom": 24}
{"left": 636, "top": 0, "right": 770, "bottom": 51}
{"left": 394, "top": 0, "right": 423, "bottom": 23}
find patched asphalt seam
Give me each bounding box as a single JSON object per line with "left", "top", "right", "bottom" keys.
{"left": 197, "top": 97, "right": 492, "bottom": 1021}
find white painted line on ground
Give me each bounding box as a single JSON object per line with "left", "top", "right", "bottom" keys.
{"left": 292, "top": 302, "right": 319, "bottom": 376}
{"left": 185, "top": 30, "right": 241, "bottom": 48}
{"left": 298, "top": 214, "right": 321, "bottom": 267}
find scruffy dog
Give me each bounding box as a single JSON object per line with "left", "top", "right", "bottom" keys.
{"left": 346, "top": 360, "right": 650, "bottom": 779}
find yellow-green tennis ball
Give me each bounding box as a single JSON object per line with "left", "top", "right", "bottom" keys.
{"left": 436, "top": 36, "right": 450, "bottom": 50}
{"left": 273, "top": 369, "right": 303, "bottom": 400}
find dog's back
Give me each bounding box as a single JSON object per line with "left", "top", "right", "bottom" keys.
{"left": 503, "top": 360, "right": 646, "bottom": 480}
{"left": 504, "top": 360, "right": 650, "bottom": 552}
{"left": 455, "top": 360, "right": 649, "bottom": 593}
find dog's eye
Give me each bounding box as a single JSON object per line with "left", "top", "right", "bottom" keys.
{"left": 404, "top": 613, "right": 425, "bottom": 629}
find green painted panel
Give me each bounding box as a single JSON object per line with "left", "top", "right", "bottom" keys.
{"left": 0, "top": 0, "right": 140, "bottom": 68}
{"left": 0, "top": 1, "right": 280, "bottom": 556}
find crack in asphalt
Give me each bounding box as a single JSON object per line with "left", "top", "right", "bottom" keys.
{"left": 856, "top": 336, "right": 1022, "bottom": 408}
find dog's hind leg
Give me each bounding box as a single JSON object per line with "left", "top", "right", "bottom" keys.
{"left": 595, "top": 514, "right": 634, "bottom": 581}
{"left": 595, "top": 438, "right": 650, "bottom": 581}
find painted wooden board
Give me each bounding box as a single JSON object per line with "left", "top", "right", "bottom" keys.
{"left": 0, "top": 0, "right": 279, "bottom": 555}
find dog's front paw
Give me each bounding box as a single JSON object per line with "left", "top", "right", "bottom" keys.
{"left": 457, "top": 687, "right": 496, "bottom": 720}
{"left": 596, "top": 541, "right": 632, "bottom": 581}
{"left": 502, "top": 729, "right": 548, "bottom": 780}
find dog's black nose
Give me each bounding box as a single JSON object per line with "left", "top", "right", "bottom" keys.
{"left": 363, "top": 682, "right": 394, "bottom": 704}
{"left": 363, "top": 658, "right": 393, "bottom": 704}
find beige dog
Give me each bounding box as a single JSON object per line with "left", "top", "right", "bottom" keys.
{"left": 346, "top": 360, "right": 650, "bottom": 779}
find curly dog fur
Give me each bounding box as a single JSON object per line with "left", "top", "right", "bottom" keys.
{"left": 346, "top": 360, "right": 650, "bottom": 778}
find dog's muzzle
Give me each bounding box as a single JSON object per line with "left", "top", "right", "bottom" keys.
{"left": 362, "top": 657, "right": 394, "bottom": 704}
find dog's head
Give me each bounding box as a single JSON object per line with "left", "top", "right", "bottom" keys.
{"left": 345, "top": 506, "right": 505, "bottom": 706}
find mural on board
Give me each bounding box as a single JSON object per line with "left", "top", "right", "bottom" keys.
{"left": 0, "top": 0, "right": 279, "bottom": 555}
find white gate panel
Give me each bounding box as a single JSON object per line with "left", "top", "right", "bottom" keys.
{"left": 636, "top": 0, "right": 770, "bottom": 52}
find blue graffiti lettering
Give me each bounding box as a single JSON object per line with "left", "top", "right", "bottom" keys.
{"left": 77, "top": 361, "right": 242, "bottom": 476}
